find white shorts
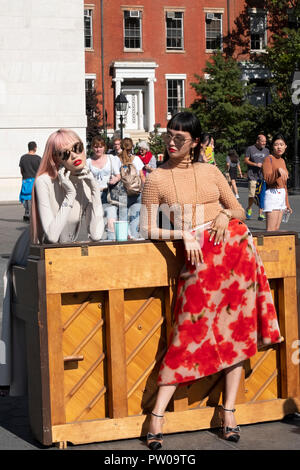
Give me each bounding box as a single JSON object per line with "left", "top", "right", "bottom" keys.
{"left": 263, "top": 188, "right": 286, "bottom": 212}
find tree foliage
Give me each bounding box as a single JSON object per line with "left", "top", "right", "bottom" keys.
{"left": 85, "top": 88, "right": 104, "bottom": 150}
{"left": 189, "top": 51, "right": 260, "bottom": 161}
{"left": 148, "top": 123, "right": 165, "bottom": 157}
{"left": 257, "top": 0, "right": 300, "bottom": 159}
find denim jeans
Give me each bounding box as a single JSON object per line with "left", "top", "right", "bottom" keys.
{"left": 119, "top": 193, "right": 142, "bottom": 238}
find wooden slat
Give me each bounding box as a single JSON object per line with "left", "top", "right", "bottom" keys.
{"left": 250, "top": 370, "right": 278, "bottom": 402}
{"left": 254, "top": 235, "right": 296, "bottom": 278}
{"left": 70, "top": 319, "right": 104, "bottom": 355}
{"left": 62, "top": 298, "right": 91, "bottom": 331}
{"left": 126, "top": 317, "right": 164, "bottom": 365}
{"left": 277, "top": 277, "right": 300, "bottom": 397}
{"left": 74, "top": 386, "right": 107, "bottom": 421}
{"left": 66, "top": 353, "right": 105, "bottom": 400}
{"left": 46, "top": 293, "right": 66, "bottom": 425}
{"left": 105, "top": 289, "right": 128, "bottom": 418}
{"left": 245, "top": 349, "right": 274, "bottom": 382}
{"left": 52, "top": 398, "right": 300, "bottom": 445}
{"left": 44, "top": 242, "right": 183, "bottom": 294}
{"left": 124, "top": 294, "right": 157, "bottom": 333}
{"left": 127, "top": 348, "right": 166, "bottom": 399}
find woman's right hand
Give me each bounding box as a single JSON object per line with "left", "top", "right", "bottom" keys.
{"left": 182, "top": 230, "right": 204, "bottom": 265}
{"left": 58, "top": 167, "right": 76, "bottom": 196}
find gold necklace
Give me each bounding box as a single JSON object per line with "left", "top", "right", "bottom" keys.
{"left": 170, "top": 163, "right": 198, "bottom": 228}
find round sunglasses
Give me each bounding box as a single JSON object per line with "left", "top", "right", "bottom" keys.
{"left": 162, "top": 133, "right": 192, "bottom": 149}
{"left": 57, "top": 141, "right": 84, "bottom": 161}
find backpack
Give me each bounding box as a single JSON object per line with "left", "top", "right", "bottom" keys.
{"left": 120, "top": 158, "right": 142, "bottom": 196}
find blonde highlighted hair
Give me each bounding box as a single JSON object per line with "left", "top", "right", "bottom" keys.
{"left": 31, "top": 128, "right": 83, "bottom": 244}
{"left": 120, "top": 137, "right": 134, "bottom": 165}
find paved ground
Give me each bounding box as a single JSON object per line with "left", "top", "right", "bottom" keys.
{"left": 0, "top": 185, "right": 300, "bottom": 452}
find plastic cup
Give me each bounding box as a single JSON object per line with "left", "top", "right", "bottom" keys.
{"left": 114, "top": 221, "right": 128, "bottom": 241}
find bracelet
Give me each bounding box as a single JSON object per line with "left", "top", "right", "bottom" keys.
{"left": 219, "top": 209, "right": 231, "bottom": 219}
{"left": 62, "top": 200, "right": 73, "bottom": 208}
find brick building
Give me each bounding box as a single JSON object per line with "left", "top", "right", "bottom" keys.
{"left": 84, "top": 0, "right": 270, "bottom": 141}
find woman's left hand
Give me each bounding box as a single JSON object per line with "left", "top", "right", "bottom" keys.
{"left": 209, "top": 212, "right": 230, "bottom": 244}
{"left": 77, "top": 166, "right": 98, "bottom": 193}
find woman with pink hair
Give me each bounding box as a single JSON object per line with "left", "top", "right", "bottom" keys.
{"left": 0, "top": 129, "right": 104, "bottom": 396}
{"left": 31, "top": 128, "right": 104, "bottom": 244}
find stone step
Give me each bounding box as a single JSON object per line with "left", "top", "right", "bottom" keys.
{"left": 124, "top": 130, "right": 150, "bottom": 144}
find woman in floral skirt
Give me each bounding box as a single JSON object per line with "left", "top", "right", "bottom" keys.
{"left": 140, "top": 112, "right": 282, "bottom": 450}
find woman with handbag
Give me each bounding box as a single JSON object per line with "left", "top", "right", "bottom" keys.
{"left": 118, "top": 138, "right": 145, "bottom": 239}
{"left": 140, "top": 112, "right": 282, "bottom": 449}
{"left": 262, "top": 133, "right": 292, "bottom": 231}
{"left": 87, "top": 136, "right": 121, "bottom": 240}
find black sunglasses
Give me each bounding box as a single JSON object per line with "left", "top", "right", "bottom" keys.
{"left": 57, "top": 141, "right": 84, "bottom": 161}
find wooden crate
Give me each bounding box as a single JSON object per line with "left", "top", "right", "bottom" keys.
{"left": 11, "top": 232, "right": 300, "bottom": 448}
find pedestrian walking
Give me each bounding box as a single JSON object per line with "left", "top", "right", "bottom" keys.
{"left": 244, "top": 134, "right": 269, "bottom": 221}
{"left": 140, "top": 112, "right": 282, "bottom": 450}
{"left": 19, "top": 141, "right": 41, "bottom": 222}
{"left": 262, "top": 133, "right": 292, "bottom": 231}
{"left": 226, "top": 149, "right": 243, "bottom": 199}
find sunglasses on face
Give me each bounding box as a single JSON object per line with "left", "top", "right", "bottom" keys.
{"left": 162, "top": 133, "right": 192, "bottom": 149}
{"left": 57, "top": 141, "right": 84, "bottom": 161}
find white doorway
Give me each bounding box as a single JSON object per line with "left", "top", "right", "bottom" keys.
{"left": 123, "top": 87, "right": 144, "bottom": 131}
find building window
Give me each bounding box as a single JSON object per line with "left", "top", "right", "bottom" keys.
{"left": 85, "top": 78, "right": 95, "bottom": 92}
{"left": 124, "top": 10, "right": 142, "bottom": 49}
{"left": 167, "top": 79, "right": 185, "bottom": 115}
{"left": 205, "top": 13, "right": 222, "bottom": 50}
{"left": 84, "top": 9, "right": 93, "bottom": 49}
{"left": 250, "top": 12, "right": 267, "bottom": 51}
{"left": 248, "top": 79, "right": 271, "bottom": 107}
{"left": 166, "top": 11, "right": 184, "bottom": 50}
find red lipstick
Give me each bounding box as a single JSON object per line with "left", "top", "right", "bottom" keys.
{"left": 73, "top": 159, "right": 82, "bottom": 166}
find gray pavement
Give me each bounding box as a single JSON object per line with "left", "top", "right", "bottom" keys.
{"left": 0, "top": 186, "right": 300, "bottom": 451}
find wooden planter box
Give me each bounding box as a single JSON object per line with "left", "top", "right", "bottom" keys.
{"left": 11, "top": 232, "right": 300, "bottom": 448}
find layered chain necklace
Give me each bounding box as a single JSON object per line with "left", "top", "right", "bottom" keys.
{"left": 169, "top": 160, "right": 199, "bottom": 229}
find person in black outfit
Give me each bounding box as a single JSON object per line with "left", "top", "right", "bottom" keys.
{"left": 19, "top": 141, "right": 41, "bottom": 221}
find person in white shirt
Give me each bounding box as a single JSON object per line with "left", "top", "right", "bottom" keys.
{"left": 87, "top": 136, "right": 121, "bottom": 240}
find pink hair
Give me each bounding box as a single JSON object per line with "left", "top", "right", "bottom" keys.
{"left": 31, "top": 128, "right": 83, "bottom": 243}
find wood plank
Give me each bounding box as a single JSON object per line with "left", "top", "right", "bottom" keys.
{"left": 44, "top": 242, "right": 183, "bottom": 294}
{"left": 51, "top": 398, "right": 300, "bottom": 445}
{"left": 46, "top": 293, "right": 66, "bottom": 425}
{"left": 24, "top": 259, "right": 53, "bottom": 446}
{"left": 254, "top": 235, "right": 296, "bottom": 279}
{"left": 105, "top": 289, "right": 128, "bottom": 418}
{"left": 277, "top": 277, "right": 300, "bottom": 398}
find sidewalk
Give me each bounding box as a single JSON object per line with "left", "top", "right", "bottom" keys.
{"left": 0, "top": 186, "right": 300, "bottom": 450}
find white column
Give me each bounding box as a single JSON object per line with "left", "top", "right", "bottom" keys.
{"left": 138, "top": 89, "right": 144, "bottom": 130}
{"left": 147, "top": 78, "right": 156, "bottom": 132}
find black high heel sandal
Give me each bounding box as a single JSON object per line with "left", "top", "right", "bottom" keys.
{"left": 219, "top": 405, "right": 240, "bottom": 443}
{"left": 147, "top": 412, "right": 164, "bottom": 450}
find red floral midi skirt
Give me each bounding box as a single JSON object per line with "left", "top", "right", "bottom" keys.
{"left": 158, "top": 219, "right": 282, "bottom": 386}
